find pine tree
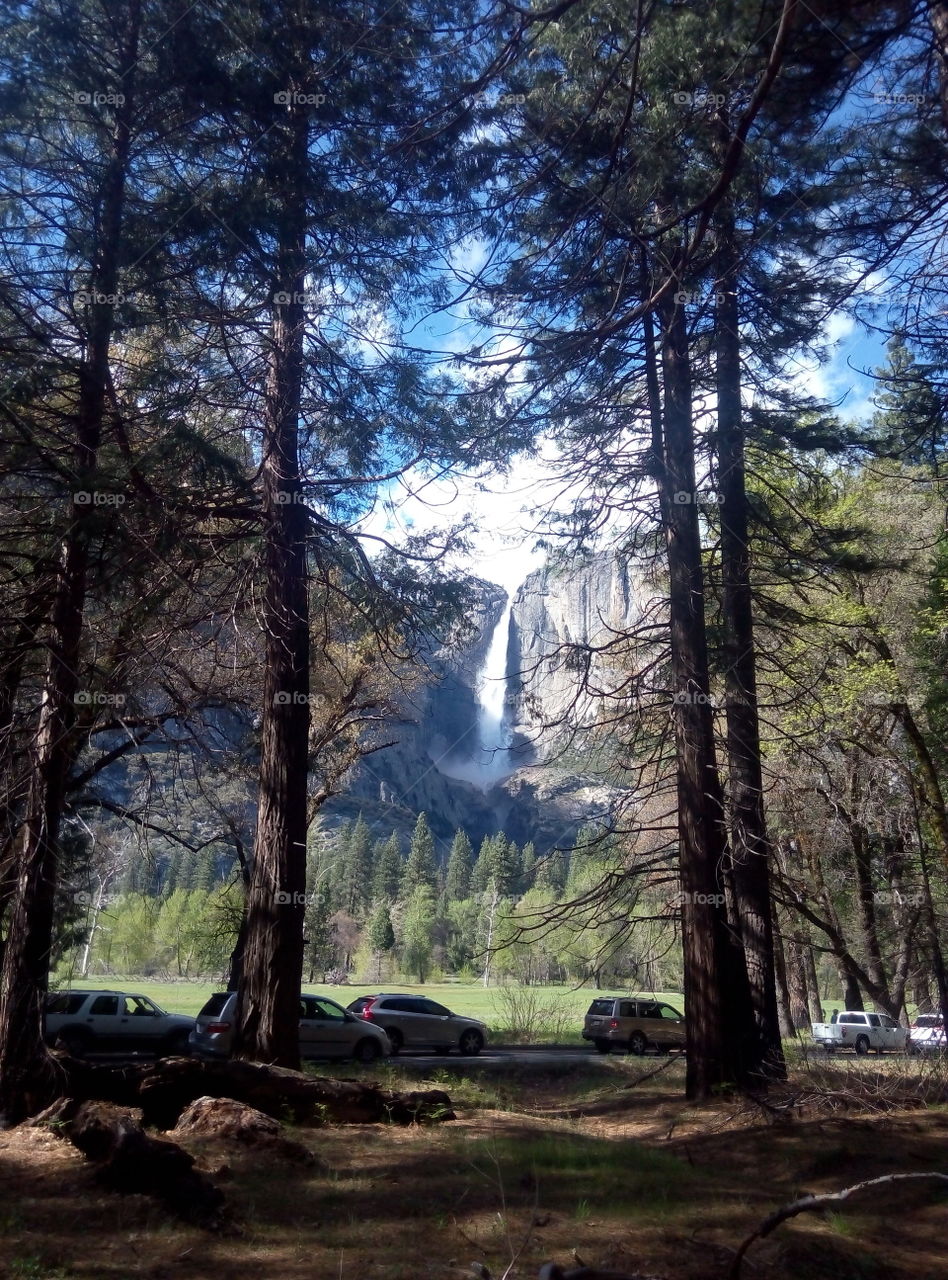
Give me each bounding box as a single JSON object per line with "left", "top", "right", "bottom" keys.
{"left": 399, "top": 813, "right": 437, "bottom": 899}
{"left": 519, "top": 842, "right": 537, "bottom": 893}
{"left": 371, "top": 832, "right": 403, "bottom": 904}
{"left": 339, "top": 813, "right": 372, "bottom": 917}
{"left": 444, "top": 829, "right": 474, "bottom": 900}
{"left": 490, "top": 835, "right": 518, "bottom": 898}
{"left": 470, "top": 835, "right": 496, "bottom": 896}
{"left": 871, "top": 335, "right": 947, "bottom": 468}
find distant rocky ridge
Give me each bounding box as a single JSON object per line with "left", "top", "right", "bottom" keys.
{"left": 322, "top": 551, "right": 647, "bottom": 855}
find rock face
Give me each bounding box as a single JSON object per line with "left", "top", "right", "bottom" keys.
{"left": 508, "top": 552, "right": 647, "bottom": 755}
{"left": 323, "top": 552, "right": 647, "bottom": 854}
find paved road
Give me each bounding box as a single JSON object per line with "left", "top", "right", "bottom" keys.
{"left": 65, "top": 1045, "right": 660, "bottom": 1069}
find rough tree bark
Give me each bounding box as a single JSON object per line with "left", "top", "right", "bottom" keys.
{"left": 0, "top": 2, "right": 140, "bottom": 1124}
{"left": 715, "top": 211, "right": 786, "bottom": 1079}
{"left": 649, "top": 279, "right": 756, "bottom": 1098}
{"left": 232, "top": 74, "right": 311, "bottom": 1069}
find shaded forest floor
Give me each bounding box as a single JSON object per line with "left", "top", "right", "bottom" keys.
{"left": 1, "top": 1055, "right": 946, "bottom": 1280}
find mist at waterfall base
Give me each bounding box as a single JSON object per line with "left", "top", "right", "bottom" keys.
{"left": 435, "top": 599, "right": 517, "bottom": 791}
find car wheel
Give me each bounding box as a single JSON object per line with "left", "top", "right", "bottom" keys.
{"left": 56, "top": 1029, "right": 91, "bottom": 1059}
{"left": 594, "top": 1039, "right": 611, "bottom": 1054}
{"left": 854, "top": 1035, "right": 870, "bottom": 1055}
{"left": 823, "top": 1043, "right": 836, "bottom": 1054}
{"left": 458, "top": 1029, "right": 483, "bottom": 1057}
{"left": 353, "top": 1038, "right": 382, "bottom": 1065}
{"left": 628, "top": 1031, "right": 648, "bottom": 1056}
{"left": 386, "top": 1027, "right": 403, "bottom": 1055}
{"left": 162, "top": 1029, "right": 191, "bottom": 1058}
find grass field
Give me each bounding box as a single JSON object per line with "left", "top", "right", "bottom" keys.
{"left": 55, "top": 976, "right": 685, "bottom": 1034}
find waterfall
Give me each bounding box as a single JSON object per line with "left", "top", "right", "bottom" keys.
{"left": 474, "top": 598, "right": 513, "bottom": 784}
{"left": 433, "top": 595, "right": 516, "bottom": 790}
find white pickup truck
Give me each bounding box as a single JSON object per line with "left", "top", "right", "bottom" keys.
{"left": 811, "top": 1010, "right": 908, "bottom": 1055}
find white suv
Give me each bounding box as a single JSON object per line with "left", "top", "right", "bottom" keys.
{"left": 44, "top": 989, "right": 194, "bottom": 1058}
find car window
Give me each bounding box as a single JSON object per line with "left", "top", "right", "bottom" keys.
{"left": 89, "top": 995, "right": 118, "bottom": 1015}
{"left": 311, "top": 998, "right": 346, "bottom": 1021}
{"left": 916, "top": 1014, "right": 940, "bottom": 1027}
{"left": 123, "top": 996, "right": 154, "bottom": 1016}
{"left": 618, "top": 1002, "right": 636, "bottom": 1018}
{"left": 418, "top": 1000, "right": 450, "bottom": 1016}
{"left": 867, "top": 1014, "right": 881, "bottom": 1028}
{"left": 839, "top": 1013, "right": 861, "bottom": 1024}
{"left": 639, "top": 1003, "right": 660, "bottom": 1019}
{"left": 348, "top": 997, "right": 373, "bottom": 1012}
{"left": 659, "top": 1005, "right": 683, "bottom": 1020}
{"left": 198, "top": 993, "right": 232, "bottom": 1018}
{"left": 383, "top": 998, "right": 421, "bottom": 1013}
{"left": 45, "top": 993, "right": 86, "bottom": 1015}
{"left": 588, "top": 999, "right": 614, "bottom": 1017}
{"left": 880, "top": 1015, "right": 898, "bottom": 1028}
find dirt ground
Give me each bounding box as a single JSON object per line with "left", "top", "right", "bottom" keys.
{"left": 0, "top": 1058, "right": 946, "bottom": 1280}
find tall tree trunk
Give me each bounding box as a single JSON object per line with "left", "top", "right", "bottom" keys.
{"left": 802, "top": 939, "right": 823, "bottom": 1024}
{"left": 785, "top": 938, "right": 811, "bottom": 1030}
{"left": 232, "top": 88, "right": 310, "bottom": 1070}
{"left": 928, "top": 0, "right": 948, "bottom": 132}
{"left": 0, "top": 5, "right": 139, "bottom": 1124}
{"left": 715, "top": 213, "right": 785, "bottom": 1079}
{"left": 651, "top": 280, "right": 755, "bottom": 1098}
{"left": 771, "top": 908, "right": 795, "bottom": 1037}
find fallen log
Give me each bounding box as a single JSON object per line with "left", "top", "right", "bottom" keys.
{"left": 40, "top": 1100, "right": 226, "bottom": 1227}
{"left": 56, "top": 1054, "right": 455, "bottom": 1130}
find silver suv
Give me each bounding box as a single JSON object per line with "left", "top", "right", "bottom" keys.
{"left": 44, "top": 989, "right": 194, "bottom": 1058}
{"left": 346, "top": 993, "right": 487, "bottom": 1055}
{"left": 189, "top": 992, "right": 391, "bottom": 1064}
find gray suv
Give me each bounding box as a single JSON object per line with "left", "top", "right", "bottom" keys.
{"left": 44, "top": 989, "right": 194, "bottom": 1058}
{"left": 347, "top": 993, "right": 486, "bottom": 1055}
{"left": 189, "top": 992, "right": 391, "bottom": 1064}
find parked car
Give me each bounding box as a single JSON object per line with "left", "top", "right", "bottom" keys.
{"left": 811, "top": 1010, "right": 908, "bottom": 1054}
{"left": 189, "top": 992, "right": 391, "bottom": 1064}
{"left": 909, "top": 1012, "right": 946, "bottom": 1053}
{"left": 582, "top": 996, "right": 686, "bottom": 1055}
{"left": 44, "top": 989, "right": 194, "bottom": 1058}
{"left": 346, "top": 993, "right": 487, "bottom": 1055}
